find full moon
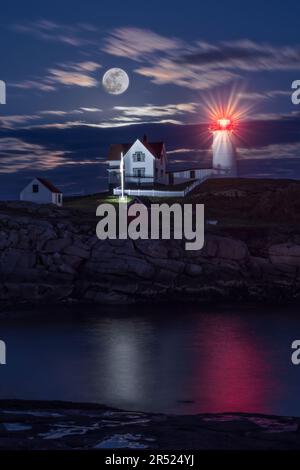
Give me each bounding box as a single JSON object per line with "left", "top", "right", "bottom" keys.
{"left": 102, "top": 68, "right": 129, "bottom": 95}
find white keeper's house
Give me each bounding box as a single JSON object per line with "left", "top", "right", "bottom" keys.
{"left": 108, "top": 135, "right": 168, "bottom": 188}
{"left": 20, "top": 177, "right": 63, "bottom": 206}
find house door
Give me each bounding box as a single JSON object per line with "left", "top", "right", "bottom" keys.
{"left": 133, "top": 168, "right": 145, "bottom": 185}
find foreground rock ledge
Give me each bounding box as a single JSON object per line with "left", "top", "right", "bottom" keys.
{"left": 0, "top": 201, "right": 299, "bottom": 305}
{"left": 0, "top": 400, "right": 299, "bottom": 450}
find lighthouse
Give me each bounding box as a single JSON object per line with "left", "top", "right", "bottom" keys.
{"left": 211, "top": 118, "right": 237, "bottom": 177}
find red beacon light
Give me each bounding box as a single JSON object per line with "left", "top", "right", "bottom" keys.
{"left": 209, "top": 118, "right": 234, "bottom": 132}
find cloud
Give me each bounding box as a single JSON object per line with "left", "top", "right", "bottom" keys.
{"left": 103, "top": 27, "right": 182, "bottom": 60}
{"left": 12, "top": 19, "right": 97, "bottom": 47}
{"left": 12, "top": 80, "right": 56, "bottom": 92}
{"left": 245, "top": 109, "right": 300, "bottom": 121}
{"left": 96, "top": 118, "right": 183, "bottom": 128}
{"left": 19, "top": 121, "right": 89, "bottom": 130}
{"left": 47, "top": 68, "right": 98, "bottom": 87}
{"left": 39, "top": 110, "right": 68, "bottom": 116}
{"left": 167, "top": 148, "right": 198, "bottom": 154}
{"left": 45, "top": 61, "right": 101, "bottom": 89}
{"left": 40, "top": 107, "right": 102, "bottom": 115}
{"left": 114, "top": 102, "right": 198, "bottom": 117}
{"left": 135, "top": 60, "right": 238, "bottom": 90}
{"left": 69, "top": 61, "right": 101, "bottom": 72}
{"left": 0, "top": 138, "right": 68, "bottom": 172}
{"left": 22, "top": 118, "right": 183, "bottom": 130}
{"left": 237, "top": 90, "right": 291, "bottom": 102}
{"left": 1, "top": 109, "right": 82, "bottom": 129}
{"left": 104, "top": 28, "right": 300, "bottom": 91}
{"left": 0, "top": 115, "right": 40, "bottom": 128}
{"left": 80, "top": 107, "right": 102, "bottom": 112}
{"left": 12, "top": 61, "right": 101, "bottom": 92}
{"left": 0, "top": 106, "right": 103, "bottom": 130}
{"left": 37, "top": 102, "right": 195, "bottom": 129}
{"left": 103, "top": 28, "right": 241, "bottom": 89}
{"left": 177, "top": 39, "right": 300, "bottom": 72}
{"left": 112, "top": 117, "right": 142, "bottom": 122}
{"left": 10, "top": 102, "right": 194, "bottom": 131}
{"left": 239, "top": 142, "right": 300, "bottom": 160}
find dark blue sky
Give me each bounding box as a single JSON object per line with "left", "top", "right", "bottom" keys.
{"left": 1, "top": 0, "right": 300, "bottom": 197}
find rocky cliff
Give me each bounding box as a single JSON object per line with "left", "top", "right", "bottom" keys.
{"left": 0, "top": 201, "right": 299, "bottom": 305}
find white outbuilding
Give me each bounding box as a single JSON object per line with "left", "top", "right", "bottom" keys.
{"left": 20, "top": 177, "right": 63, "bottom": 206}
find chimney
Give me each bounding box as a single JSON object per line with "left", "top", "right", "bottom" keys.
{"left": 143, "top": 134, "right": 148, "bottom": 143}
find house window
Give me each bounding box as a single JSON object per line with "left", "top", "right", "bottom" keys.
{"left": 32, "top": 184, "right": 39, "bottom": 193}
{"left": 133, "top": 168, "right": 145, "bottom": 178}
{"left": 133, "top": 152, "right": 145, "bottom": 162}
{"left": 190, "top": 170, "right": 195, "bottom": 178}
{"left": 57, "top": 194, "right": 62, "bottom": 204}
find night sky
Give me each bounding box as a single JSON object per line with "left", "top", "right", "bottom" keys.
{"left": 1, "top": 0, "right": 300, "bottom": 198}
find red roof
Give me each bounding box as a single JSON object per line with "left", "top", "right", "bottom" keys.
{"left": 107, "top": 139, "right": 164, "bottom": 161}
{"left": 36, "top": 177, "right": 61, "bottom": 194}
{"left": 143, "top": 141, "right": 164, "bottom": 158}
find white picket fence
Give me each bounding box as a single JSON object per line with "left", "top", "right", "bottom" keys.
{"left": 113, "top": 175, "right": 210, "bottom": 198}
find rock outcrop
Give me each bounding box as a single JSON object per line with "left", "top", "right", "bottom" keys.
{"left": 0, "top": 201, "right": 299, "bottom": 305}
{"left": 1, "top": 400, "right": 300, "bottom": 450}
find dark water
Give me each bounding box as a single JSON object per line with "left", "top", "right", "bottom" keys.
{"left": 0, "top": 304, "right": 300, "bottom": 416}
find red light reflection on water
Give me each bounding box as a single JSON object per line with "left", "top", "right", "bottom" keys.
{"left": 191, "top": 316, "right": 280, "bottom": 414}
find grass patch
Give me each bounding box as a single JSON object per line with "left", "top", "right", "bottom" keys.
{"left": 64, "top": 193, "right": 133, "bottom": 213}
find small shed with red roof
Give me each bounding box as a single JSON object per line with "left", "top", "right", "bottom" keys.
{"left": 20, "top": 177, "right": 63, "bottom": 206}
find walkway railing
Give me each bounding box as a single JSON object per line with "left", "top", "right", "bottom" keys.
{"left": 113, "top": 174, "right": 212, "bottom": 198}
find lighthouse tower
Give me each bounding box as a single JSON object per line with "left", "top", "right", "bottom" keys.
{"left": 211, "top": 118, "right": 237, "bottom": 177}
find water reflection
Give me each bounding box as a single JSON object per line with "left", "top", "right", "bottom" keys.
{"left": 0, "top": 305, "right": 298, "bottom": 415}
{"left": 191, "top": 316, "right": 277, "bottom": 414}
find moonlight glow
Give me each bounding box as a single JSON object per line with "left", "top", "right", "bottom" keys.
{"left": 102, "top": 68, "right": 129, "bottom": 95}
